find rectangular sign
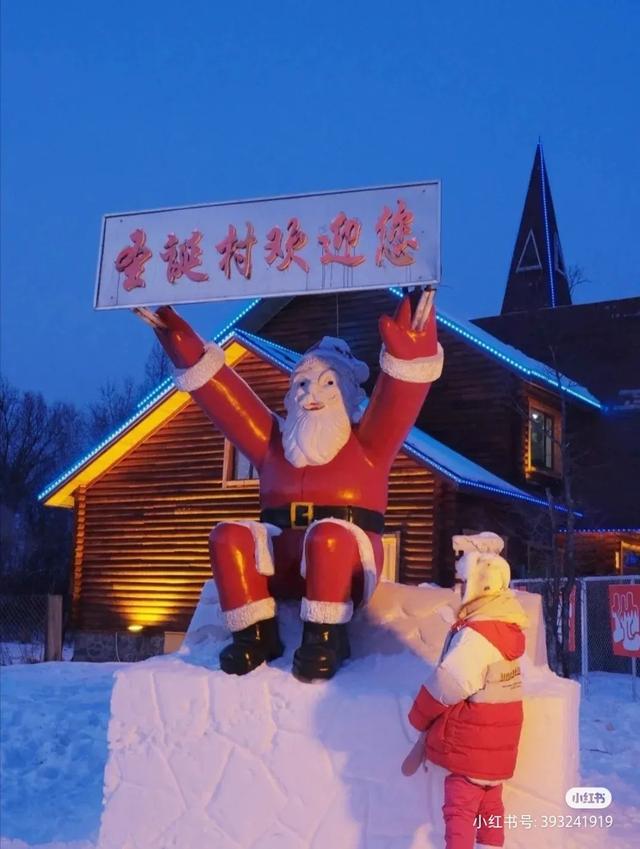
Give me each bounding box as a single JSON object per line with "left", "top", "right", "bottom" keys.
{"left": 94, "top": 182, "right": 440, "bottom": 309}
{"left": 608, "top": 584, "right": 640, "bottom": 657}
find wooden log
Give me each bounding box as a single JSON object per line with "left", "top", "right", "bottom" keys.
{"left": 45, "top": 595, "right": 63, "bottom": 661}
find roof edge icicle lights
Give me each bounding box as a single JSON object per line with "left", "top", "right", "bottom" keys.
{"left": 37, "top": 298, "right": 262, "bottom": 501}
{"left": 39, "top": 288, "right": 602, "bottom": 502}
{"left": 388, "top": 288, "right": 601, "bottom": 410}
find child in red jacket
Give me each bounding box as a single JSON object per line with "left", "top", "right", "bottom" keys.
{"left": 408, "top": 533, "right": 528, "bottom": 849}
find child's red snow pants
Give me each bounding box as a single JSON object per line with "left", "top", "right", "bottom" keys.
{"left": 442, "top": 773, "right": 505, "bottom": 848}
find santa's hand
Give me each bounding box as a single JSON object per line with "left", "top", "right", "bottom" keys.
{"left": 379, "top": 290, "right": 438, "bottom": 360}
{"left": 144, "top": 306, "right": 207, "bottom": 369}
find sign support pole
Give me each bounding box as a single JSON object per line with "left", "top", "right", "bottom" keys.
{"left": 580, "top": 579, "right": 589, "bottom": 698}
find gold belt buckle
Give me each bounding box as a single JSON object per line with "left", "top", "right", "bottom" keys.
{"left": 290, "top": 502, "right": 314, "bottom": 528}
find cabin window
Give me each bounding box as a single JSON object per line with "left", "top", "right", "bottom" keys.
{"left": 527, "top": 400, "right": 562, "bottom": 474}
{"left": 223, "top": 440, "right": 259, "bottom": 487}
{"left": 619, "top": 541, "right": 640, "bottom": 575}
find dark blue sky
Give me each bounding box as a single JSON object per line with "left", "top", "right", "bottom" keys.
{"left": 2, "top": 0, "right": 638, "bottom": 406}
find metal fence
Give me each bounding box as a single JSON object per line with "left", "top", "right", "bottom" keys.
{"left": 0, "top": 594, "right": 65, "bottom": 665}
{"left": 512, "top": 575, "right": 639, "bottom": 698}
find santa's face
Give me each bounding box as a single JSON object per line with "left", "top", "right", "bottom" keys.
{"left": 290, "top": 363, "right": 345, "bottom": 413}
{"left": 282, "top": 359, "right": 354, "bottom": 467}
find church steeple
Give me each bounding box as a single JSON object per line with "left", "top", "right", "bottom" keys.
{"left": 501, "top": 142, "right": 572, "bottom": 314}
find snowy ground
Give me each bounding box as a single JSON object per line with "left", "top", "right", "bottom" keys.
{"left": 1, "top": 642, "right": 75, "bottom": 666}
{"left": 1, "top": 661, "right": 638, "bottom": 849}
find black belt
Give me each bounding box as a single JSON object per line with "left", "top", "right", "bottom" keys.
{"left": 260, "top": 503, "right": 385, "bottom": 534}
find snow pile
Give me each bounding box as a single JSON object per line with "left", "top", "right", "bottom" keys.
{"left": 580, "top": 672, "right": 640, "bottom": 843}
{"left": 0, "top": 662, "right": 120, "bottom": 848}
{"left": 2, "top": 584, "right": 638, "bottom": 849}
{"left": 97, "top": 581, "right": 585, "bottom": 849}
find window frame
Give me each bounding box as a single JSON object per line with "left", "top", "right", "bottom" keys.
{"left": 526, "top": 398, "right": 563, "bottom": 477}
{"left": 222, "top": 439, "right": 260, "bottom": 489}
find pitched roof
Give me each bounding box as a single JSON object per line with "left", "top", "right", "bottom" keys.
{"left": 474, "top": 296, "right": 640, "bottom": 405}
{"left": 387, "top": 289, "right": 601, "bottom": 410}
{"left": 40, "top": 326, "right": 563, "bottom": 511}
{"left": 501, "top": 141, "right": 572, "bottom": 313}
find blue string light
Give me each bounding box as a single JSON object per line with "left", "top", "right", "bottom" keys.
{"left": 237, "top": 329, "right": 302, "bottom": 366}
{"left": 388, "top": 288, "right": 601, "bottom": 409}
{"left": 558, "top": 527, "right": 640, "bottom": 534}
{"left": 402, "top": 442, "right": 575, "bottom": 512}
{"left": 37, "top": 388, "right": 179, "bottom": 500}
{"left": 132, "top": 300, "right": 261, "bottom": 410}
{"left": 213, "top": 299, "right": 261, "bottom": 342}
{"left": 39, "top": 299, "right": 262, "bottom": 502}
{"left": 234, "top": 332, "right": 297, "bottom": 374}
{"left": 539, "top": 143, "right": 557, "bottom": 308}
{"left": 135, "top": 379, "right": 173, "bottom": 409}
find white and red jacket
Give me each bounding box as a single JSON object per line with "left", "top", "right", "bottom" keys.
{"left": 409, "top": 592, "right": 528, "bottom": 782}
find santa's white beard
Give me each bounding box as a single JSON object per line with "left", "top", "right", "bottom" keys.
{"left": 281, "top": 404, "right": 352, "bottom": 467}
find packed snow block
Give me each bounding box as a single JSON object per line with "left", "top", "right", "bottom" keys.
{"left": 98, "top": 581, "right": 581, "bottom": 849}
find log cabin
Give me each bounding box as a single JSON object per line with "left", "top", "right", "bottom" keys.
{"left": 41, "top": 144, "right": 639, "bottom": 656}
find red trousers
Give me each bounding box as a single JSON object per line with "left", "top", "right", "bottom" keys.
{"left": 443, "top": 774, "right": 504, "bottom": 849}
{"left": 209, "top": 521, "right": 383, "bottom": 612}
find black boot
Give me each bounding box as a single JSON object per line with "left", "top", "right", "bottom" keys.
{"left": 292, "top": 621, "right": 351, "bottom": 682}
{"left": 219, "top": 617, "right": 284, "bottom": 675}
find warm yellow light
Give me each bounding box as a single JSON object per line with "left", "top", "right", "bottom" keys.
{"left": 127, "top": 624, "right": 144, "bottom": 633}
{"left": 44, "top": 340, "right": 249, "bottom": 508}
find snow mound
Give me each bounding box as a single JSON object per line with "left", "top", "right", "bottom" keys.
{"left": 98, "top": 582, "right": 587, "bottom": 849}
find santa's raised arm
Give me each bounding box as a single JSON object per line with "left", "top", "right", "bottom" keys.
{"left": 146, "top": 291, "right": 443, "bottom": 681}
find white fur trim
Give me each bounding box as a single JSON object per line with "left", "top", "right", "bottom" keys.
{"left": 301, "top": 597, "right": 354, "bottom": 624}
{"left": 222, "top": 521, "right": 282, "bottom": 576}
{"left": 223, "top": 597, "right": 276, "bottom": 632}
{"left": 379, "top": 342, "right": 444, "bottom": 384}
{"left": 173, "top": 342, "right": 225, "bottom": 392}
{"left": 300, "top": 517, "right": 379, "bottom": 603}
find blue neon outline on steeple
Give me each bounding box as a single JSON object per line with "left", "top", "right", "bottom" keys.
{"left": 538, "top": 141, "right": 557, "bottom": 308}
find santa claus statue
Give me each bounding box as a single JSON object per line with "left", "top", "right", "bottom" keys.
{"left": 145, "top": 290, "right": 443, "bottom": 681}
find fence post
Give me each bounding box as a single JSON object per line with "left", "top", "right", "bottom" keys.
{"left": 633, "top": 577, "right": 638, "bottom": 702}
{"left": 45, "top": 595, "right": 63, "bottom": 661}
{"left": 580, "top": 579, "right": 589, "bottom": 697}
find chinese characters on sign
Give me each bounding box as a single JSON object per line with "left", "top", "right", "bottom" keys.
{"left": 216, "top": 223, "right": 257, "bottom": 280}
{"left": 114, "top": 201, "right": 419, "bottom": 289}
{"left": 318, "top": 212, "right": 365, "bottom": 267}
{"left": 114, "top": 229, "right": 152, "bottom": 291}
{"left": 375, "top": 200, "right": 419, "bottom": 266}
{"left": 96, "top": 182, "right": 440, "bottom": 308}
{"left": 265, "top": 218, "right": 310, "bottom": 272}
{"left": 160, "top": 231, "right": 209, "bottom": 284}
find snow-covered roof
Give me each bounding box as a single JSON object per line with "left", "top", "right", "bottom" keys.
{"left": 388, "top": 288, "right": 602, "bottom": 409}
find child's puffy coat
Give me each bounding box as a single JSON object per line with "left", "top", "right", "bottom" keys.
{"left": 409, "top": 591, "right": 528, "bottom": 782}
